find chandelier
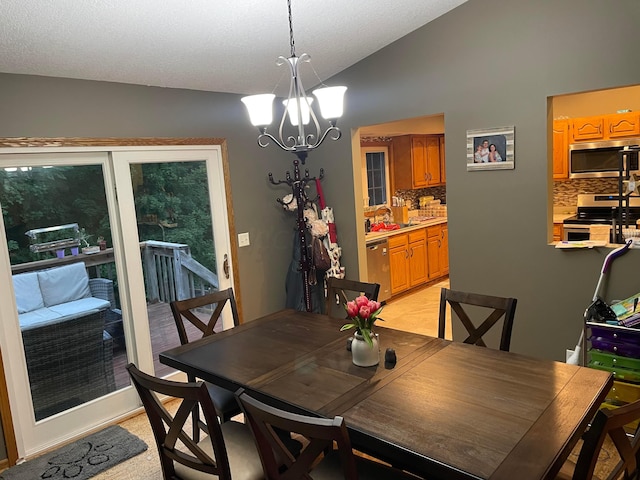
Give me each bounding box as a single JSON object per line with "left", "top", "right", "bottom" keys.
{"left": 241, "top": 0, "right": 347, "bottom": 164}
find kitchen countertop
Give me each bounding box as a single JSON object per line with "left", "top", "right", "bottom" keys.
{"left": 365, "top": 217, "right": 447, "bottom": 244}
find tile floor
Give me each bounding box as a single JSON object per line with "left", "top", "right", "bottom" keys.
{"left": 380, "top": 277, "right": 451, "bottom": 339}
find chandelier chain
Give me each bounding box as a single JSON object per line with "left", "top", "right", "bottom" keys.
{"left": 287, "top": 0, "right": 296, "bottom": 57}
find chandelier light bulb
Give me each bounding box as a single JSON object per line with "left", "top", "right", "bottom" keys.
{"left": 312, "top": 86, "right": 347, "bottom": 120}
{"left": 241, "top": 94, "right": 275, "bottom": 127}
{"left": 283, "top": 97, "right": 313, "bottom": 126}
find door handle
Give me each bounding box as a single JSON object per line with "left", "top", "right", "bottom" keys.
{"left": 405, "top": 249, "right": 409, "bottom": 259}
{"left": 223, "top": 253, "right": 230, "bottom": 279}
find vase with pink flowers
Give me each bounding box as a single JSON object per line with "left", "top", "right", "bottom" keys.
{"left": 340, "top": 295, "right": 384, "bottom": 367}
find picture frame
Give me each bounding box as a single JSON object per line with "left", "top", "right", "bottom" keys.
{"left": 466, "top": 126, "right": 515, "bottom": 171}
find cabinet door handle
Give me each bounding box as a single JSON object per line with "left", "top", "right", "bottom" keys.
{"left": 405, "top": 249, "right": 409, "bottom": 259}
{"left": 438, "top": 239, "right": 441, "bottom": 248}
{"left": 441, "top": 231, "right": 444, "bottom": 239}
{"left": 410, "top": 247, "right": 414, "bottom": 257}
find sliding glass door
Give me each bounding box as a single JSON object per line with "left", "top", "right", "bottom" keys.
{"left": 0, "top": 145, "right": 233, "bottom": 457}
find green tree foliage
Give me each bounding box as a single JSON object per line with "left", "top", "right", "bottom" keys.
{"left": 0, "top": 165, "right": 109, "bottom": 264}
{"left": 1, "top": 162, "right": 216, "bottom": 273}
{"left": 134, "top": 161, "right": 215, "bottom": 272}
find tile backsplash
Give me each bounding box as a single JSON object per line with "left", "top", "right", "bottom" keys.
{"left": 395, "top": 186, "right": 447, "bottom": 209}
{"left": 554, "top": 178, "right": 619, "bottom": 206}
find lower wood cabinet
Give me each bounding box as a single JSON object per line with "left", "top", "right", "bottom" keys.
{"left": 389, "top": 234, "right": 409, "bottom": 295}
{"left": 553, "top": 223, "right": 563, "bottom": 242}
{"left": 388, "top": 223, "right": 448, "bottom": 296}
{"left": 427, "top": 224, "right": 448, "bottom": 279}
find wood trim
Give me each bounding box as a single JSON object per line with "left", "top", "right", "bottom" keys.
{"left": 0, "top": 137, "right": 242, "bottom": 318}
{"left": 0, "top": 137, "right": 226, "bottom": 148}
{"left": 0, "top": 350, "right": 18, "bottom": 466}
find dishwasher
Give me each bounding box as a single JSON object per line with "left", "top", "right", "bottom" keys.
{"left": 366, "top": 238, "right": 391, "bottom": 302}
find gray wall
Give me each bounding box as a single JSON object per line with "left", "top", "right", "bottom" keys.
{"left": 0, "top": 0, "right": 639, "bottom": 361}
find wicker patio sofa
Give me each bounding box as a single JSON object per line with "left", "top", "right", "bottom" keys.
{"left": 12, "top": 262, "right": 117, "bottom": 420}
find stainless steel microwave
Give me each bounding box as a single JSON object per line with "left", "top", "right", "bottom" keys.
{"left": 569, "top": 138, "right": 640, "bottom": 179}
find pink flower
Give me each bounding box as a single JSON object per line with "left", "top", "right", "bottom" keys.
{"left": 368, "top": 300, "right": 380, "bottom": 312}
{"left": 346, "top": 301, "right": 359, "bottom": 317}
{"left": 355, "top": 296, "right": 369, "bottom": 308}
{"left": 359, "top": 306, "right": 371, "bottom": 319}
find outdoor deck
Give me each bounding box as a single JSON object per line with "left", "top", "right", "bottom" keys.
{"left": 112, "top": 301, "right": 205, "bottom": 390}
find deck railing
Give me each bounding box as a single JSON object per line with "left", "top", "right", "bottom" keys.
{"left": 141, "top": 240, "right": 218, "bottom": 303}
{"left": 11, "top": 240, "right": 218, "bottom": 304}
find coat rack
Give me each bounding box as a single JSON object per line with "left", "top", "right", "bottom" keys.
{"left": 269, "top": 159, "right": 324, "bottom": 312}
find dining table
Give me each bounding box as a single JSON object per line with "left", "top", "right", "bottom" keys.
{"left": 159, "top": 308, "right": 613, "bottom": 480}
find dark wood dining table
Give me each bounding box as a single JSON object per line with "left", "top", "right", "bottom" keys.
{"left": 159, "top": 309, "right": 613, "bottom": 480}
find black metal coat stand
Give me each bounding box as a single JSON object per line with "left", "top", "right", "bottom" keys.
{"left": 270, "top": 159, "right": 324, "bottom": 312}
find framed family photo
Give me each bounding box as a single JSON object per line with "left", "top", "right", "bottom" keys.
{"left": 466, "top": 126, "right": 515, "bottom": 171}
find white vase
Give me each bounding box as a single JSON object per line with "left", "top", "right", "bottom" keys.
{"left": 351, "top": 332, "right": 379, "bottom": 367}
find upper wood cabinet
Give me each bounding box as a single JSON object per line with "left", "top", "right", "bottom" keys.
{"left": 568, "top": 112, "right": 640, "bottom": 143}
{"left": 570, "top": 116, "right": 605, "bottom": 142}
{"left": 606, "top": 112, "right": 640, "bottom": 138}
{"left": 392, "top": 134, "right": 444, "bottom": 190}
{"left": 553, "top": 120, "right": 569, "bottom": 180}
{"left": 439, "top": 136, "right": 446, "bottom": 184}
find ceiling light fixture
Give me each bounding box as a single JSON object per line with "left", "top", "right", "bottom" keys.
{"left": 241, "top": 0, "right": 347, "bottom": 164}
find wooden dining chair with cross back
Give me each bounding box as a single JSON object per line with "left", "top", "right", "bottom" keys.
{"left": 126, "top": 363, "right": 263, "bottom": 480}
{"left": 235, "top": 388, "right": 418, "bottom": 480}
{"left": 438, "top": 287, "right": 517, "bottom": 351}
{"left": 325, "top": 277, "right": 380, "bottom": 319}
{"left": 555, "top": 398, "right": 640, "bottom": 480}
{"left": 170, "top": 288, "right": 242, "bottom": 440}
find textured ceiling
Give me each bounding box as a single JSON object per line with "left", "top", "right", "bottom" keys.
{"left": 0, "top": 0, "right": 467, "bottom": 96}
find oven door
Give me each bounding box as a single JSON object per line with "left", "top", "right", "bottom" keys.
{"left": 562, "top": 224, "right": 592, "bottom": 241}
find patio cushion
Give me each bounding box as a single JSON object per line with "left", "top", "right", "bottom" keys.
{"left": 48, "top": 297, "right": 110, "bottom": 318}
{"left": 17, "top": 308, "right": 63, "bottom": 330}
{"left": 12, "top": 271, "right": 45, "bottom": 314}
{"left": 38, "top": 262, "right": 91, "bottom": 307}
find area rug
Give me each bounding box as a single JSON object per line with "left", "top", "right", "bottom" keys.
{"left": 0, "top": 425, "right": 147, "bottom": 480}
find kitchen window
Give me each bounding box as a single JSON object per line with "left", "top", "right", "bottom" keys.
{"left": 361, "top": 146, "right": 390, "bottom": 207}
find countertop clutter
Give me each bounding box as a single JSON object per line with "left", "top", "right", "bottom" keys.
{"left": 365, "top": 216, "right": 447, "bottom": 243}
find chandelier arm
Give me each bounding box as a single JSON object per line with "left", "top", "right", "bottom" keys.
{"left": 313, "top": 125, "right": 343, "bottom": 149}
{"left": 257, "top": 130, "right": 295, "bottom": 152}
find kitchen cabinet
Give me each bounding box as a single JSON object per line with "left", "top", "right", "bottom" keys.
{"left": 408, "top": 229, "right": 427, "bottom": 287}
{"left": 388, "top": 228, "right": 428, "bottom": 294}
{"left": 553, "top": 223, "right": 564, "bottom": 242}
{"left": 567, "top": 112, "right": 640, "bottom": 144}
{"left": 389, "top": 234, "right": 409, "bottom": 295}
{"left": 439, "top": 136, "right": 446, "bottom": 184}
{"left": 571, "top": 116, "right": 605, "bottom": 143}
{"left": 427, "top": 224, "right": 448, "bottom": 280}
{"left": 606, "top": 112, "right": 640, "bottom": 138}
{"left": 392, "top": 135, "right": 443, "bottom": 190}
{"left": 553, "top": 120, "right": 569, "bottom": 180}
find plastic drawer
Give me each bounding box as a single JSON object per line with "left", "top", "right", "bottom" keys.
{"left": 590, "top": 350, "right": 640, "bottom": 370}
{"left": 606, "top": 380, "right": 640, "bottom": 406}
{"left": 588, "top": 362, "right": 640, "bottom": 383}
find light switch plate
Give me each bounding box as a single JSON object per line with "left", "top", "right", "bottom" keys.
{"left": 238, "top": 232, "right": 250, "bottom": 247}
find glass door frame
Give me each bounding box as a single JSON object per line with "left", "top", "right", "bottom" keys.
{"left": 0, "top": 139, "right": 236, "bottom": 459}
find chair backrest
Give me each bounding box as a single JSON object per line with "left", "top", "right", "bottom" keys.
{"left": 126, "top": 363, "right": 234, "bottom": 480}
{"left": 170, "top": 288, "right": 239, "bottom": 345}
{"left": 571, "top": 399, "right": 640, "bottom": 480}
{"left": 438, "top": 288, "right": 517, "bottom": 351}
{"left": 235, "top": 389, "right": 359, "bottom": 480}
{"left": 325, "top": 277, "right": 380, "bottom": 319}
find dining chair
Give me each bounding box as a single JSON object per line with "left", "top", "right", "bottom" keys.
{"left": 170, "top": 288, "right": 242, "bottom": 439}
{"left": 325, "top": 277, "right": 380, "bottom": 319}
{"left": 235, "top": 388, "right": 418, "bottom": 480}
{"left": 438, "top": 288, "right": 517, "bottom": 351}
{"left": 126, "top": 363, "right": 263, "bottom": 480}
{"left": 555, "top": 399, "right": 640, "bottom": 480}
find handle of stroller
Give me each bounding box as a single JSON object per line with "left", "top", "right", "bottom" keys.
{"left": 592, "top": 239, "right": 633, "bottom": 301}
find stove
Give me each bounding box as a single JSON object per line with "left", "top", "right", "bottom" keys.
{"left": 562, "top": 194, "right": 640, "bottom": 242}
